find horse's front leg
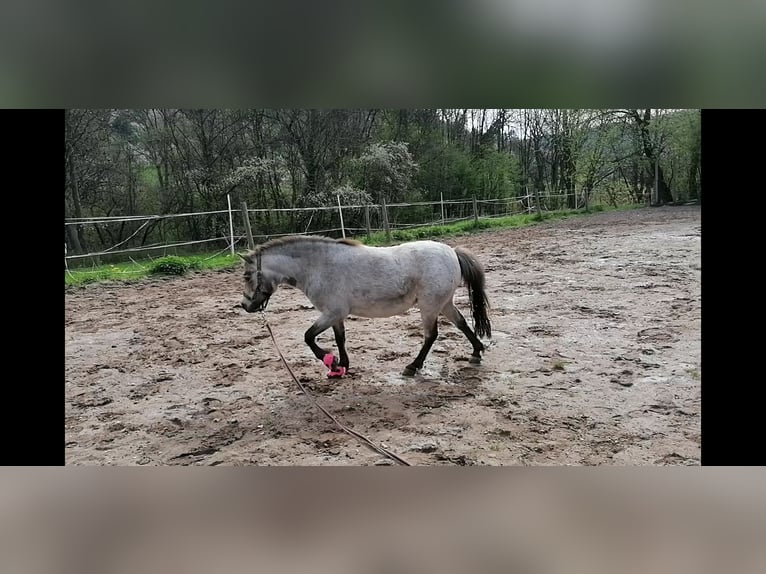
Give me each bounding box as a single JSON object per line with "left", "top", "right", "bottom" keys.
{"left": 304, "top": 313, "right": 347, "bottom": 378}
{"left": 332, "top": 320, "right": 350, "bottom": 372}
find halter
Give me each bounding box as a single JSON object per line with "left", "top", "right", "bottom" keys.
{"left": 243, "top": 249, "right": 270, "bottom": 311}
{"left": 255, "top": 249, "right": 263, "bottom": 287}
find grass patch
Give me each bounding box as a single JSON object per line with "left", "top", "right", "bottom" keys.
{"left": 65, "top": 253, "right": 240, "bottom": 287}
{"left": 362, "top": 205, "right": 622, "bottom": 246}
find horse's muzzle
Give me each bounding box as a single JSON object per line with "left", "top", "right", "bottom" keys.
{"left": 241, "top": 295, "right": 269, "bottom": 313}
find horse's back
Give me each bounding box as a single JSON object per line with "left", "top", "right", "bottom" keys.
{"left": 387, "top": 239, "right": 455, "bottom": 260}
{"left": 333, "top": 240, "right": 460, "bottom": 317}
{"left": 346, "top": 241, "right": 453, "bottom": 283}
{"left": 386, "top": 240, "right": 462, "bottom": 297}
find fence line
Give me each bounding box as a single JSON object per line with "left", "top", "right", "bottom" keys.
{"left": 65, "top": 236, "right": 238, "bottom": 260}
{"left": 65, "top": 190, "right": 609, "bottom": 264}
{"left": 63, "top": 198, "right": 484, "bottom": 225}
{"left": 64, "top": 209, "right": 231, "bottom": 225}
{"left": 64, "top": 192, "right": 587, "bottom": 225}
{"left": 99, "top": 219, "right": 153, "bottom": 254}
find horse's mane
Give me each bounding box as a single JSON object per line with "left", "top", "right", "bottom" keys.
{"left": 252, "top": 235, "right": 362, "bottom": 255}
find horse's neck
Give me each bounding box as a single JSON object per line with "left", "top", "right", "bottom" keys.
{"left": 265, "top": 252, "right": 302, "bottom": 280}
{"left": 266, "top": 242, "right": 326, "bottom": 281}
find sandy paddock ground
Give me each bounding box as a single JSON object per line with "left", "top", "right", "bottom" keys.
{"left": 65, "top": 206, "right": 701, "bottom": 465}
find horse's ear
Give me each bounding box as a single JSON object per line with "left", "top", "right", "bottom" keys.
{"left": 237, "top": 252, "right": 253, "bottom": 263}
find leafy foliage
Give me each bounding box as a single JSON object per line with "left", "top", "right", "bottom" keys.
{"left": 353, "top": 141, "right": 418, "bottom": 203}
{"left": 148, "top": 256, "right": 201, "bottom": 276}
{"left": 65, "top": 108, "right": 700, "bottom": 261}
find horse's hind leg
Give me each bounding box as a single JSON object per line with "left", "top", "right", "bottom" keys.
{"left": 403, "top": 311, "right": 439, "bottom": 377}
{"left": 441, "top": 301, "right": 485, "bottom": 364}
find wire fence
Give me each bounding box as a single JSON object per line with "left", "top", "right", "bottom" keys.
{"left": 65, "top": 188, "right": 614, "bottom": 270}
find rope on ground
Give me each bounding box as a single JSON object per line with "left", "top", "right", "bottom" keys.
{"left": 260, "top": 315, "right": 411, "bottom": 466}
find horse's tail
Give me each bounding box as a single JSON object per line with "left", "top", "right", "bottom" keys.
{"left": 454, "top": 247, "right": 492, "bottom": 339}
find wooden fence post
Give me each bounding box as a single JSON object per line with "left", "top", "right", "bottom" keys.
{"left": 382, "top": 198, "right": 391, "bottom": 242}
{"left": 65, "top": 242, "right": 72, "bottom": 277}
{"left": 531, "top": 185, "right": 543, "bottom": 219}
{"left": 336, "top": 194, "right": 346, "bottom": 238}
{"left": 226, "top": 194, "right": 235, "bottom": 254}
{"left": 440, "top": 192, "right": 445, "bottom": 224}
{"left": 240, "top": 201, "right": 255, "bottom": 250}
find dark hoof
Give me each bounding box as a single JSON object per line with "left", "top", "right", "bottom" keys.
{"left": 402, "top": 366, "right": 417, "bottom": 377}
{"left": 469, "top": 356, "right": 482, "bottom": 364}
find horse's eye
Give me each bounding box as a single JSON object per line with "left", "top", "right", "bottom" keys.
{"left": 244, "top": 273, "right": 252, "bottom": 281}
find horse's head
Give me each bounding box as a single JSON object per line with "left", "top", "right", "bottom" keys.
{"left": 239, "top": 251, "right": 274, "bottom": 313}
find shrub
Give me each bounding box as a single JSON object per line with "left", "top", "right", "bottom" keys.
{"left": 149, "top": 256, "right": 200, "bottom": 276}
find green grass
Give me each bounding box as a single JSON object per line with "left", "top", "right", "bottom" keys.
{"left": 362, "top": 204, "right": 618, "bottom": 246}
{"left": 65, "top": 253, "right": 240, "bottom": 287}
{"left": 65, "top": 204, "right": 637, "bottom": 286}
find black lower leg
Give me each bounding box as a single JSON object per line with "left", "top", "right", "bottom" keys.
{"left": 403, "top": 321, "right": 438, "bottom": 376}
{"left": 305, "top": 324, "right": 333, "bottom": 365}
{"left": 332, "top": 321, "right": 349, "bottom": 369}
{"left": 455, "top": 316, "right": 485, "bottom": 363}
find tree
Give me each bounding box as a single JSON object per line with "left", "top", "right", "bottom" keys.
{"left": 621, "top": 109, "right": 674, "bottom": 205}
{"left": 65, "top": 109, "right": 115, "bottom": 252}
{"left": 354, "top": 141, "right": 418, "bottom": 203}
{"left": 273, "top": 109, "right": 378, "bottom": 207}
{"left": 65, "top": 108, "right": 700, "bottom": 260}
{"left": 686, "top": 110, "right": 701, "bottom": 201}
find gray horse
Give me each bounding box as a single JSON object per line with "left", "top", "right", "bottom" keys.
{"left": 240, "top": 236, "right": 491, "bottom": 377}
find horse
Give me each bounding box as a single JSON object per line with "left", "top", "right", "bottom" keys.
{"left": 239, "top": 235, "right": 491, "bottom": 377}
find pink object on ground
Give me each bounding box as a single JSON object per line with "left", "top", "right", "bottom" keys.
{"left": 323, "top": 353, "right": 346, "bottom": 377}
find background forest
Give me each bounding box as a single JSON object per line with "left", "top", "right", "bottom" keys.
{"left": 65, "top": 109, "right": 701, "bottom": 261}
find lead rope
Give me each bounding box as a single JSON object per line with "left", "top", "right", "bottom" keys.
{"left": 260, "top": 313, "right": 411, "bottom": 466}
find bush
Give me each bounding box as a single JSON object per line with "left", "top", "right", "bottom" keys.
{"left": 149, "top": 256, "right": 200, "bottom": 276}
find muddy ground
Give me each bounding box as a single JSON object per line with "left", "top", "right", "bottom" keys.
{"left": 65, "top": 206, "right": 701, "bottom": 465}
